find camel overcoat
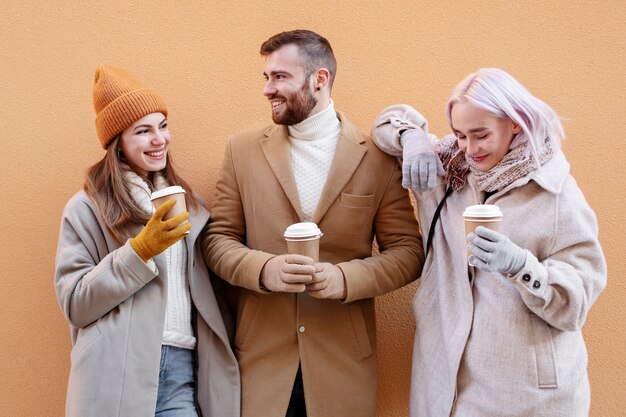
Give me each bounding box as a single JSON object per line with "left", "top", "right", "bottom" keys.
{"left": 203, "top": 113, "right": 423, "bottom": 417}
{"left": 55, "top": 190, "right": 240, "bottom": 417}
{"left": 374, "top": 129, "right": 607, "bottom": 417}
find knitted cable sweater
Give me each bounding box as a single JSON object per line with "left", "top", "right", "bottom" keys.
{"left": 288, "top": 100, "right": 341, "bottom": 220}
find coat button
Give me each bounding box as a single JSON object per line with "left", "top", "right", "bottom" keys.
{"left": 533, "top": 280, "right": 541, "bottom": 289}
{"left": 522, "top": 274, "right": 531, "bottom": 282}
{"left": 298, "top": 326, "right": 305, "bottom": 333}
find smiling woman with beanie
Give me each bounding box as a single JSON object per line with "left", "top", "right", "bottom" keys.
{"left": 54, "top": 65, "right": 240, "bottom": 417}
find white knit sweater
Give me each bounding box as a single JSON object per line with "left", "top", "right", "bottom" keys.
{"left": 288, "top": 100, "right": 341, "bottom": 220}
{"left": 124, "top": 170, "right": 196, "bottom": 350}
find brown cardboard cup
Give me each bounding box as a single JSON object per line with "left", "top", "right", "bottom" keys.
{"left": 151, "top": 186, "right": 188, "bottom": 225}
{"left": 284, "top": 222, "right": 323, "bottom": 262}
{"left": 462, "top": 204, "right": 502, "bottom": 266}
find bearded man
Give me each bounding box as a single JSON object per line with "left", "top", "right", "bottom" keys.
{"left": 203, "top": 29, "right": 423, "bottom": 417}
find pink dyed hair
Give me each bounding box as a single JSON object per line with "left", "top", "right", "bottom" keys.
{"left": 446, "top": 68, "right": 564, "bottom": 165}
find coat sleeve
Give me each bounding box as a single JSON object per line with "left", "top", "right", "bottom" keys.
{"left": 54, "top": 195, "right": 158, "bottom": 329}
{"left": 202, "top": 139, "right": 274, "bottom": 292}
{"left": 370, "top": 104, "right": 438, "bottom": 158}
{"left": 339, "top": 159, "right": 425, "bottom": 302}
{"left": 508, "top": 179, "right": 607, "bottom": 331}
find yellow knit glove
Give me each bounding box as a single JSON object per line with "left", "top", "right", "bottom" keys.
{"left": 130, "top": 199, "right": 192, "bottom": 262}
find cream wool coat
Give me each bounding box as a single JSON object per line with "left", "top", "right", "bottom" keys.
{"left": 55, "top": 191, "right": 240, "bottom": 417}
{"left": 374, "top": 132, "right": 607, "bottom": 417}
{"left": 203, "top": 113, "right": 423, "bottom": 417}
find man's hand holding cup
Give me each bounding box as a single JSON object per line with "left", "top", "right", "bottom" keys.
{"left": 307, "top": 263, "right": 347, "bottom": 300}
{"left": 260, "top": 254, "right": 316, "bottom": 293}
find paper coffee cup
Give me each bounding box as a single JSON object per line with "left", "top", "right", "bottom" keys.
{"left": 284, "top": 222, "right": 323, "bottom": 262}
{"left": 462, "top": 204, "right": 502, "bottom": 265}
{"left": 151, "top": 186, "right": 188, "bottom": 224}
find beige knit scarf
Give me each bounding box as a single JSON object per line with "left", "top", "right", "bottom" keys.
{"left": 435, "top": 134, "right": 554, "bottom": 192}
{"left": 122, "top": 166, "right": 169, "bottom": 215}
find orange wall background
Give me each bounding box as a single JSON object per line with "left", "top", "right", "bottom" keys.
{"left": 1, "top": 1, "right": 624, "bottom": 416}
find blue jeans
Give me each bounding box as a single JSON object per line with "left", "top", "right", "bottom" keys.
{"left": 155, "top": 345, "right": 198, "bottom": 417}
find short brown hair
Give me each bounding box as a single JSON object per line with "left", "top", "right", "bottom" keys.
{"left": 260, "top": 30, "right": 337, "bottom": 88}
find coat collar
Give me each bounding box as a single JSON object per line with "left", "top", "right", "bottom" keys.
{"left": 529, "top": 149, "right": 570, "bottom": 194}
{"left": 187, "top": 203, "right": 210, "bottom": 245}
{"left": 260, "top": 112, "right": 366, "bottom": 224}
{"left": 498, "top": 148, "right": 570, "bottom": 196}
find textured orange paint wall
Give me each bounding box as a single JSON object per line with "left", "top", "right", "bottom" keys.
{"left": 1, "top": 1, "right": 624, "bottom": 416}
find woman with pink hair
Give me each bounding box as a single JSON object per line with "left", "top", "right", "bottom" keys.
{"left": 372, "top": 68, "right": 606, "bottom": 417}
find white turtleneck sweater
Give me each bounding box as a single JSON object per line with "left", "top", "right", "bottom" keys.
{"left": 124, "top": 170, "right": 196, "bottom": 350}
{"left": 288, "top": 100, "right": 341, "bottom": 220}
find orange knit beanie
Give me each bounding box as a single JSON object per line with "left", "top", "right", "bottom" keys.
{"left": 93, "top": 65, "right": 168, "bottom": 149}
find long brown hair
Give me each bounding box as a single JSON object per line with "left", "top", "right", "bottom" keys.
{"left": 84, "top": 136, "right": 199, "bottom": 244}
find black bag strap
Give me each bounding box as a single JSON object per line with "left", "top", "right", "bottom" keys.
{"left": 425, "top": 186, "right": 452, "bottom": 259}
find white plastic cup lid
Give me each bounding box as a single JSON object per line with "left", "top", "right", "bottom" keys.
{"left": 151, "top": 186, "right": 186, "bottom": 201}
{"left": 284, "top": 222, "right": 323, "bottom": 239}
{"left": 462, "top": 204, "right": 502, "bottom": 218}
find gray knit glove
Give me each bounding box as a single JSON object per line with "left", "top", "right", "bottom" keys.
{"left": 400, "top": 128, "right": 444, "bottom": 190}
{"left": 467, "top": 226, "right": 526, "bottom": 275}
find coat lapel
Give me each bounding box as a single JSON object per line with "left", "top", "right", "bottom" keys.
{"left": 187, "top": 205, "right": 210, "bottom": 243}
{"left": 312, "top": 113, "right": 366, "bottom": 224}
{"left": 260, "top": 125, "right": 306, "bottom": 220}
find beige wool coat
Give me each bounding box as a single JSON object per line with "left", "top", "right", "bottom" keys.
{"left": 55, "top": 191, "right": 240, "bottom": 417}
{"left": 203, "top": 112, "right": 423, "bottom": 417}
{"left": 374, "top": 130, "right": 607, "bottom": 417}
